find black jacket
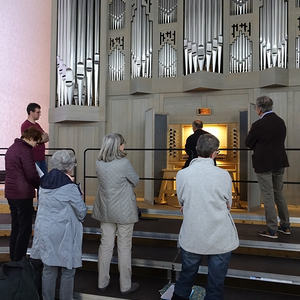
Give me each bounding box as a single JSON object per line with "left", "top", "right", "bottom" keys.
{"left": 246, "top": 112, "right": 289, "bottom": 173}
{"left": 184, "top": 129, "right": 208, "bottom": 168}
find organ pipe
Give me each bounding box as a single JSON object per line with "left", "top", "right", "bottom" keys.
{"left": 230, "top": 0, "right": 252, "bottom": 15}
{"left": 159, "top": 43, "right": 177, "bottom": 78}
{"left": 259, "top": 0, "right": 288, "bottom": 70}
{"left": 131, "top": 0, "right": 153, "bottom": 78}
{"left": 109, "top": 49, "right": 125, "bottom": 81}
{"left": 56, "top": 0, "right": 100, "bottom": 107}
{"left": 158, "top": 0, "right": 177, "bottom": 24}
{"left": 184, "top": 0, "right": 223, "bottom": 75}
{"left": 296, "top": 36, "right": 300, "bottom": 69}
{"left": 230, "top": 32, "right": 253, "bottom": 73}
{"left": 109, "top": 0, "right": 126, "bottom": 30}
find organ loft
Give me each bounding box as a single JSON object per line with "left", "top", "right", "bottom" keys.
{"left": 49, "top": 0, "right": 300, "bottom": 212}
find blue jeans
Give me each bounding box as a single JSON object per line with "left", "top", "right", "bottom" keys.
{"left": 173, "top": 248, "right": 231, "bottom": 300}
{"left": 36, "top": 160, "right": 48, "bottom": 175}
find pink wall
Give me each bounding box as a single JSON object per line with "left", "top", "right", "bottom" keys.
{"left": 0, "top": 0, "right": 51, "bottom": 151}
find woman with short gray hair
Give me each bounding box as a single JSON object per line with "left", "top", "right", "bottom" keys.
{"left": 31, "top": 150, "right": 87, "bottom": 300}
{"left": 92, "top": 133, "right": 140, "bottom": 294}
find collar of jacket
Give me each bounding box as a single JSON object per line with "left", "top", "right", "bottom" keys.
{"left": 40, "top": 169, "right": 73, "bottom": 189}
{"left": 14, "top": 138, "right": 33, "bottom": 149}
{"left": 189, "top": 157, "right": 215, "bottom": 166}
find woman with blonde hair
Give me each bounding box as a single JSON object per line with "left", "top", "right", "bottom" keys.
{"left": 92, "top": 133, "right": 139, "bottom": 294}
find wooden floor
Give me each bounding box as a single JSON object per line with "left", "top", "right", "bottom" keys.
{"left": 1, "top": 187, "right": 300, "bottom": 221}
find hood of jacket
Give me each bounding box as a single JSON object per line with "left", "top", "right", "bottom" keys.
{"left": 40, "top": 168, "right": 73, "bottom": 189}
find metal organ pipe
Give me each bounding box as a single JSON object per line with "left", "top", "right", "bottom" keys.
{"left": 259, "top": 0, "right": 288, "bottom": 70}
{"left": 76, "top": 0, "right": 87, "bottom": 106}
{"left": 109, "top": 0, "right": 125, "bottom": 30}
{"left": 231, "top": 0, "right": 252, "bottom": 15}
{"left": 159, "top": 43, "right": 177, "bottom": 78}
{"left": 109, "top": 49, "right": 125, "bottom": 81}
{"left": 184, "top": 0, "right": 223, "bottom": 75}
{"left": 230, "top": 32, "right": 253, "bottom": 73}
{"left": 296, "top": 36, "right": 300, "bottom": 69}
{"left": 159, "top": 0, "right": 177, "bottom": 24}
{"left": 56, "top": 0, "right": 100, "bottom": 107}
{"left": 94, "top": 0, "right": 100, "bottom": 106}
{"left": 131, "top": 0, "right": 153, "bottom": 78}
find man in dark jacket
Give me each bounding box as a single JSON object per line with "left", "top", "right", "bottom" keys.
{"left": 246, "top": 96, "right": 290, "bottom": 239}
{"left": 5, "top": 127, "right": 42, "bottom": 260}
{"left": 183, "top": 120, "right": 208, "bottom": 168}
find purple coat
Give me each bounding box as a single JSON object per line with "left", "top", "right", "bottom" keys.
{"left": 5, "top": 139, "right": 40, "bottom": 199}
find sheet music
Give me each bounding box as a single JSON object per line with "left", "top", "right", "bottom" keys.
{"left": 35, "top": 163, "right": 44, "bottom": 178}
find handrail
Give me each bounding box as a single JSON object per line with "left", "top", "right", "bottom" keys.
{"left": 83, "top": 147, "right": 300, "bottom": 203}
{"left": 0, "top": 147, "right": 77, "bottom": 182}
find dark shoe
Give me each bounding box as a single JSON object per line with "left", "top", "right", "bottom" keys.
{"left": 258, "top": 230, "right": 278, "bottom": 239}
{"left": 121, "top": 282, "right": 140, "bottom": 295}
{"left": 98, "top": 281, "right": 110, "bottom": 292}
{"left": 278, "top": 227, "right": 291, "bottom": 235}
{"left": 171, "top": 293, "right": 189, "bottom": 300}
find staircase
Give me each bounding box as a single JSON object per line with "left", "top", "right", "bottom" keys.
{"left": 0, "top": 195, "right": 300, "bottom": 299}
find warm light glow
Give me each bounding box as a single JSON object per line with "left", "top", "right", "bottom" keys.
{"left": 182, "top": 124, "right": 228, "bottom": 155}
{"left": 203, "top": 124, "right": 228, "bottom": 153}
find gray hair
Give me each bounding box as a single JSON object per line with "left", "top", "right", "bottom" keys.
{"left": 98, "top": 133, "right": 126, "bottom": 162}
{"left": 192, "top": 120, "right": 203, "bottom": 130}
{"left": 196, "top": 134, "right": 219, "bottom": 158}
{"left": 51, "top": 150, "right": 76, "bottom": 172}
{"left": 256, "top": 96, "right": 273, "bottom": 113}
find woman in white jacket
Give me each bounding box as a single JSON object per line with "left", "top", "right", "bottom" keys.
{"left": 92, "top": 133, "right": 140, "bottom": 295}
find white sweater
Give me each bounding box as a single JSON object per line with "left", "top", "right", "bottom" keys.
{"left": 176, "top": 157, "right": 239, "bottom": 255}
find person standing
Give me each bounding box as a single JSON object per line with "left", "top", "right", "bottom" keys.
{"left": 92, "top": 133, "right": 140, "bottom": 295}
{"left": 5, "top": 127, "right": 42, "bottom": 261}
{"left": 21, "top": 103, "right": 49, "bottom": 175}
{"left": 183, "top": 120, "right": 208, "bottom": 168}
{"left": 172, "top": 134, "right": 239, "bottom": 300}
{"left": 246, "top": 96, "right": 290, "bottom": 238}
{"left": 30, "top": 150, "right": 87, "bottom": 300}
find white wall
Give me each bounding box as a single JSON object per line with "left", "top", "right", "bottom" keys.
{"left": 0, "top": 0, "right": 51, "bottom": 155}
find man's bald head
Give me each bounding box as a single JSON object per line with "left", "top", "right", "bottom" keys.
{"left": 192, "top": 120, "right": 203, "bottom": 131}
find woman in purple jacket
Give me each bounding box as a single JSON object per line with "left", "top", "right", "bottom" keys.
{"left": 5, "top": 127, "right": 42, "bottom": 261}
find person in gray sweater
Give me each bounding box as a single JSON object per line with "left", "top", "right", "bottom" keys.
{"left": 172, "top": 134, "right": 239, "bottom": 300}
{"left": 92, "top": 133, "right": 140, "bottom": 294}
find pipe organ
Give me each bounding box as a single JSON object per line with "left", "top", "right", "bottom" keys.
{"left": 56, "top": 0, "right": 100, "bottom": 107}
{"left": 158, "top": 0, "right": 177, "bottom": 24}
{"left": 162, "top": 123, "right": 240, "bottom": 207}
{"left": 230, "top": 32, "right": 253, "bottom": 73}
{"left": 259, "top": 0, "right": 288, "bottom": 71}
{"left": 54, "top": 0, "right": 300, "bottom": 107}
{"left": 231, "top": 0, "right": 252, "bottom": 15}
{"left": 109, "top": 0, "right": 126, "bottom": 30}
{"left": 184, "top": 0, "right": 223, "bottom": 75}
{"left": 131, "top": 0, "right": 153, "bottom": 78}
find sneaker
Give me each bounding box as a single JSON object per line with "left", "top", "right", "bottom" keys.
{"left": 278, "top": 227, "right": 291, "bottom": 235}
{"left": 121, "top": 282, "right": 140, "bottom": 295}
{"left": 258, "top": 230, "right": 278, "bottom": 239}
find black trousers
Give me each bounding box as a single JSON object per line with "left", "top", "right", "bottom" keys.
{"left": 8, "top": 198, "right": 33, "bottom": 261}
